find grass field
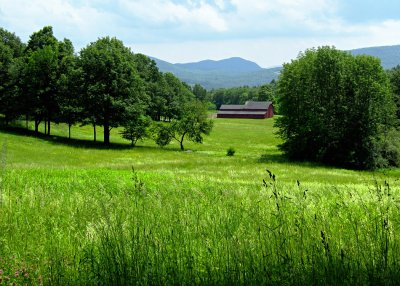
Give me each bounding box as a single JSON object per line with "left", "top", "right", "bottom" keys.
{"left": 0, "top": 118, "right": 400, "bottom": 285}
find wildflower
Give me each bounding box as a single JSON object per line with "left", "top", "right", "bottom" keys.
{"left": 14, "top": 271, "right": 19, "bottom": 277}
{"left": 0, "top": 269, "right": 3, "bottom": 275}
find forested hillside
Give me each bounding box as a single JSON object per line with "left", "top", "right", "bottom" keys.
{"left": 152, "top": 57, "right": 281, "bottom": 89}
{"left": 152, "top": 45, "right": 400, "bottom": 89}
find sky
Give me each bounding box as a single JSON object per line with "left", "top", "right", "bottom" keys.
{"left": 0, "top": 0, "right": 400, "bottom": 67}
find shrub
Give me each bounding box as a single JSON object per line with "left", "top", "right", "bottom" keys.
{"left": 226, "top": 147, "right": 235, "bottom": 156}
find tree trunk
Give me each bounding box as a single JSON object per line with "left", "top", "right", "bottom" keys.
{"left": 180, "top": 133, "right": 186, "bottom": 151}
{"left": 104, "top": 121, "right": 110, "bottom": 145}
{"left": 68, "top": 123, "right": 71, "bottom": 139}
{"left": 44, "top": 119, "right": 47, "bottom": 135}
{"left": 34, "top": 118, "right": 40, "bottom": 135}
{"left": 47, "top": 119, "right": 51, "bottom": 136}
{"left": 93, "top": 124, "right": 96, "bottom": 142}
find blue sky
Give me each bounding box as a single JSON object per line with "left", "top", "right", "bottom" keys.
{"left": 1, "top": 0, "right": 399, "bottom": 67}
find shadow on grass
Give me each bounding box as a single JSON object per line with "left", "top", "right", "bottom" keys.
{"left": 0, "top": 124, "right": 137, "bottom": 150}
{"left": 257, "top": 152, "right": 335, "bottom": 170}
{"left": 0, "top": 123, "right": 190, "bottom": 153}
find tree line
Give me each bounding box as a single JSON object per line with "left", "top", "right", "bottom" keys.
{"left": 0, "top": 26, "right": 212, "bottom": 149}
{"left": 208, "top": 81, "right": 278, "bottom": 111}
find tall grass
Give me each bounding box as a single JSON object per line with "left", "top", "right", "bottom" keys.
{"left": 0, "top": 168, "right": 399, "bottom": 285}
{"left": 1, "top": 118, "right": 400, "bottom": 284}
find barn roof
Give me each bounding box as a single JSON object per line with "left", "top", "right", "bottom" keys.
{"left": 219, "top": 101, "right": 272, "bottom": 111}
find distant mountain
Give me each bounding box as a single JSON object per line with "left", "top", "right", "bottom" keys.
{"left": 175, "top": 57, "right": 262, "bottom": 73}
{"left": 151, "top": 45, "right": 400, "bottom": 89}
{"left": 151, "top": 57, "right": 280, "bottom": 89}
{"left": 350, "top": 45, "right": 400, "bottom": 70}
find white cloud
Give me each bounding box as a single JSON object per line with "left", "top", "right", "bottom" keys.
{"left": 0, "top": 0, "right": 399, "bottom": 67}
{"left": 0, "top": 0, "right": 121, "bottom": 45}
{"left": 118, "top": 0, "right": 228, "bottom": 32}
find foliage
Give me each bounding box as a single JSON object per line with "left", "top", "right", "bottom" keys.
{"left": 209, "top": 81, "right": 278, "bottom": 111}
{"left": 192, "top": 83, "right": 207, "bottom": 101}
{"left": 120, "top": 115, "right": 152, "bottom": 146}
{"left": 226, "top": 147, "right": 235, "bottom": 156}
{"left": 388, "top": 65, "right": 400, "bottom": 120}
{"left": 170, "top": 100, "right": 213, "bottom": 150}
{"left": 78, "top": 37, "right": 148, "bottom": 145}
{"left": 163, "top": 72, "right": 194, "bottom": 121}
{"left": 0, "top": 26, "right": 212, "bottom": 146}
{"left": 0, "top": 28, "right": 25, "bottom": 123}
{"left": 276, "top": 46, "right": 399, "bottom": 169}
{"left": 152, "top": 122, "right": 173, "bottom": 148}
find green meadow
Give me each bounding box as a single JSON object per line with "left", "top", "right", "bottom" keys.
{"left": 0, "top": 118, "right": 400, "bottom": 285}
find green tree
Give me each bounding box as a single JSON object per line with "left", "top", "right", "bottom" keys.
{"left": 192, "top": 83, "right": 207, "bottom": 101}
{"left": 276, "top": 46, "right": 398, "bottom": 169}
{"left": 134, "top": 54, "right": 166, "bottom": 121}
{"left": 388, "top": 65, "right": 400, "bottom": 120}
{"left": 25, "top": 45, "right": 59, "bottom": 135}
{"left": 120, "top": 115, "right": 151, "bottom": 146}
{"left": 0, "top": 28, "right": 25, "bottom": 124}
{"left": 154, "top": 101, "right": 213, "bottom": 150}
{"left": 79, "top": 37, "right": 147, "bottom": 145}
{"left": 163, "top": 72, "right": 194, "bottom": 121}
{"left": 22, "top": 26, "right": 72, "bottom": 136}
{"left": 57, "top": 42, "right": 82, "bottom": 139}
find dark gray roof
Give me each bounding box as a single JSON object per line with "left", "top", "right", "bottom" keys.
{"left": 219, "top": 101, "right": 272, "bottom": 111}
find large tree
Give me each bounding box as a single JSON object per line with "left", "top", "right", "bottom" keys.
{"left": 79, "top": 37, "right": 147, "bottom": 145}
{"left": 133, "top": 54, "right": 166, "bottom": 121}
{"left": 0, "top": 28, "right": 25, "bottom": 124}
{"left": 163, "top": 72, "right": 194, "bottom": 121}
{"left": 57, "top": 39, "right": 82, "bottom": 139}
{"left": 276, "top": 46, "right": 398, "bottom": 169}
{"left": 20, "top": 26, "right": 74, "bottom": 135}
{"left": 388, "top": 65, "right": 400, "bottom": 120}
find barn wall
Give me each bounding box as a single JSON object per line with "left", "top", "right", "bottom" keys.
{"left": 217, "top": 114, "right": 266, "bottom": 119}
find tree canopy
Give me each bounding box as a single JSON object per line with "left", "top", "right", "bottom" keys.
{"left": 153, "top": 100, "right": 213, "bottom": 150}
{"left": 79, "top": 37, "right": 148, "bottom": 145}
{"left": 276, "top": 46, "right": 399, "bottom": 169}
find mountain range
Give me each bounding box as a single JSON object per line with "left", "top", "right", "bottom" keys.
{"left": 151, "top": 44, "right": 400, "bottom": 89}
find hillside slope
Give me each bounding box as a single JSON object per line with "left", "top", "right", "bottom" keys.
{"left": 151, "top": 44, "right": 400, "bottom": 89}
{"left": 350, "top": 45, "right": 400, "bottom": 69}
{"left": 151, "top": 57, "right": 280, "bottom": 89}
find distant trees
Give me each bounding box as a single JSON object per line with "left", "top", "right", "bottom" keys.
{"left": 0, "top": 26, "right": 214, "bottom": 148}
{"left": 192, "top": 83, "right": 207, "bottom": 101}
{"left": 209, "top": 82, "right": 278, "bottom": 111}
{"left": 276, "top": 46, "right": 399, "bottom": 169}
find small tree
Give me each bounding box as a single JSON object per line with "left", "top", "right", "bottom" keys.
{"left": 120, "top": 115, "right": 152, "bottom": 146}
{"left": 173, "top": 101, "right": 213, "bottom": 150}
{"left": 152, "top": 122, "right": 173, "bottom": 148}
{"left": 153, "top": 101, "right": 213, "bottom": 150}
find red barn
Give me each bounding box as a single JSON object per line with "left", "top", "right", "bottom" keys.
{"left": 217, "top": 101, "right": 274, "bottom": 119}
